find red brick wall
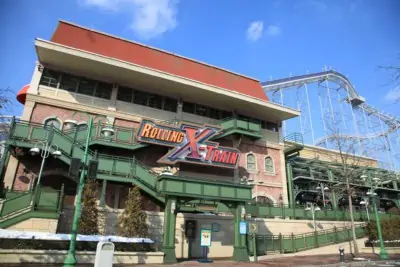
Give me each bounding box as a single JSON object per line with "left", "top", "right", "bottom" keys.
{"left": 238, "top": 143, "right": 284, "bottom": 203}
{"left": 114, "top": 118, "right": 140, "bottom": 128}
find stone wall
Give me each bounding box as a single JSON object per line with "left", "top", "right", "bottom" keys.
{"left": 8, "top": 218, "right": 58, "bottom": 233}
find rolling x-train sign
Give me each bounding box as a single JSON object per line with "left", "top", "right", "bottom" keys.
{"left": 136, "top": 120, "right": 240, "bottom": 168}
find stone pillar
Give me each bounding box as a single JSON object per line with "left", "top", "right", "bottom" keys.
{"left": 232, "top": 203, "right": 249, "bottom": 262}
{"left": 100, "top": 180, "right": 107, "bottom": 207}
{"left": 27, "top": 62, "right": 43, "bottom": 95}
{"left": 162, "top": 197, "right": 177, "bottom": 264}
{"left": 108, "top": 84, "right": 118, "bottom": 111}
{"left": 327, "top": 170, "right": 337, "bottom": 209}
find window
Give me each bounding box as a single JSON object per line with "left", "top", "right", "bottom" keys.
{"left": 247, "top": 154, "right": 256, "bottom": 171}
{"left": 77, "top": 123, "right": 88, "bottom": 131}
{"left": 44, "top": 118, "right": 61, "bottom": 130}
{"left": 95, "top": 82, "right": 112, "bottom": 99}
{"left": 261, "top": 121, "right": 278, "bottom": 132}
{"left": 182, "top": 102, "right": 195, "bottom": 114}
{"left": 59, "top": 74, "right": 79, "bottom": 92}
{"left": 148, "top": 94, "right": 163, "bottom": 109}
{"left": 253, "top": 196, "right": 273, "bottom": 205}
{"left": 40, "top": 69, "right": 60, "bottom": 88}
{"left": 133, "top": 90, "right": 149, "bottom": 106}
{"left": 265, "top": 157, "right": 274, "bottom": 173}
{"left": 163, "top": 97, "right": 177, "bottom": 112}
{"left": 77, "top": 78, "right": 96, "bottom": 96}
{"left": 117, "top": 86, "right": 133, "bottom": 102}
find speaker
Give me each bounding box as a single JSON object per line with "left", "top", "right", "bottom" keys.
{"left": 87, "top": 160, "right": 99, "bottom": 179}
{"left": 69, "top": 158, "right": 81, "bottom": 179}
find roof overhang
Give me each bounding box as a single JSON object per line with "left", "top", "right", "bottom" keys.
{"left": 35, "top": 39, "right": 299, "bottom": 122}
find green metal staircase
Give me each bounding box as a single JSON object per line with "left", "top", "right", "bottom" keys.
{"left": 7, "top": 120, "right": 163, "bottom": 202}
{"left": 283, "top": 133, "right": 304, "bottom": 157}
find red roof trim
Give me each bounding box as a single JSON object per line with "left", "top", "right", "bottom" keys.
{"left": 49, "top": 21, "right": 269, "bottom": 101}
{"left": 16, "top": 84, "right": 29, "bottom": 104}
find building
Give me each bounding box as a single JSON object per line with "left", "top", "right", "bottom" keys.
{"left": 0, "top": 21, "right": 299, "bottom": 262}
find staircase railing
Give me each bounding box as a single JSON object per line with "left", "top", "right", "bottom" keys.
{"left": 247, "top": 224, "right": 366, "bottom": 256}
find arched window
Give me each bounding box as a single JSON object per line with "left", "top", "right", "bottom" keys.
{"left": 247, "top": 153, "right": 256, "bottom": 171}
{"left": 44, "top": 117, "right": 61, "bottom": 130}
{"left": 265, "top": 156, "right": 274, "bottom": 173}
{"left": 253, "top": 196, "right": 274, "bottom": 205}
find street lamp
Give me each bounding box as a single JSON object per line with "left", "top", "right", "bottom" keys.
{"left": 29, "top": 127, "right": 61, "bottom": 204}
{"left": 316, "top": 182, "right": 329, "bottom": 207}
{"left": 305, "top": 202, "right": 321, "bottom": 231}
{"left": 359, "top": 199, "right": 370, "bottom": 222}
{"left": 63, "top": 112, "right": 114, "bottom": 267}
{"left": 366, "top": 176, "right": 388, "bottom": 260}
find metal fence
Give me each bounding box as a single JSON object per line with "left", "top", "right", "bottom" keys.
{"left": 247, "top": 224, "right": 366, "bottom": 256}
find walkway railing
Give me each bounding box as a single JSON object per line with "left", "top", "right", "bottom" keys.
{"left": 247, "top": 224, "right": 366, "bottom": 256}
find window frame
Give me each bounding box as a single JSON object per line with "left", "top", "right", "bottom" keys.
{"left": 246, "top": 153, "right": 257, "bottom": 172}
{"left": 264, "top": 156, "right": 275, "bottom": 174}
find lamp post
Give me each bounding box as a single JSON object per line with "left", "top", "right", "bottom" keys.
{"left": 29, "top": 127, "right": 61, "bottom": 204}
{"left": 366, "top": 177, "right": 388, "bottom": 260}
{"left": 316, "top": 182, "right": 329, "bottom": 207}
{"left": 359, "top": 199, "right": 370, "bottom": 222}
{"left": 63, "top": 112, "right": 114, "bottom": 267}
{"left": 305, "top": 202, "right": 321, "bottom": 231}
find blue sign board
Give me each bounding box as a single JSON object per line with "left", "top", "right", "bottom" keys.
{"left": 239, "top": 222, "right": 247, "bottom": 235}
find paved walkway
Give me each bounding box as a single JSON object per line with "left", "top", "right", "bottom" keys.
{"left": 1, "top": 254, "right": 400, "bottom": 267}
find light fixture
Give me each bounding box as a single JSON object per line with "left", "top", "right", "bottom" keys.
{"left": 324, "top": 186, "right": 329, "bottom": 191}
{"left": 101, "top": 127, "right": 114, "bottom": 137}
{"left": 52, "top": 150, "right": 62, "bottom": 158}
{"left": 304, "top": 207, "right": 311, "bottom": 211}
{"left": 360, "top": 201, "right": 367, "bottom": 205}
{"left": 29, "top": 147, "right": 40, "bottom": 156}
{"left": 315, "top": 206, "right": 321, "bottom": 211}
{"left": 316, "top": 186, "right": 321, "bottom": 190}
{"left": 372, "top": 177, "right": 380, "bottom": 183}
{"left": 64, "top": 119, "right": 78, "bottom": 129}
{"left": 360, "top": 174, "right": 368, "bottom": 180}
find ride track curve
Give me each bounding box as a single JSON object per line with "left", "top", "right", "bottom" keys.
{"left": 261, "top": 70, "right": 400, "bottom": 146}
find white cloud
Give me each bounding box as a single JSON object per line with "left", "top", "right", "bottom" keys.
{"left": 246, "top": 21, "right": 264, "bottom": 42}
{"left": 80, "top": 0, "right": 178, "bottom": 39}
{"left": 385, "top": 85, "right": 400, "bottom": 102}
{"left": 266, "top": 25, "right": 281, "bottom": 36}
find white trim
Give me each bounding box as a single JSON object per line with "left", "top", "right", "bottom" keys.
{"left": 35, "top": 39, "right": 300, "bottom": 120}
{"left": 43, "top": 116, "right": 62, "bottom": 130}
{"left": 246, "top": 152, "right": 257, "bottom": 172}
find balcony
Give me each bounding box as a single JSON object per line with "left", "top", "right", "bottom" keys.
{"left": 217, "top": 117, "right": 263, "bottom": 139}
{"left": 284, "top": 132, "right": 304, "bottom": 157}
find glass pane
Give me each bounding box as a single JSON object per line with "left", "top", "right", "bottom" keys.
{"left": 39, "top": 69, "right": 59, "bottom": 88}
{"left": 45, "top": 119, "right": 61, "bottom": 130}
{"left": 182, "top": 102, "right": 195, "bottom": 114}
{"left": 209, "top": 108, "right": 220, "bottom": 119}
{"left": 265, "top": 158, "right": 273, "bottom": 172}
{"left": 148, "top": 94, "right": 163, "bottom": 109}
{"left": 117, "top": 86, "right": 133, "bottom": 102}
{"left": 221, "top": 110, "right": 232, "bottom": 119}
{"left": 95, "top": 82, "right": 112, "bottom": 99}
{"left": 59, "top": 74, "right": 79, "bottom": 92}
{"left": 133, "top": 90, "right": 149, "bottom": 106}
{"left": 77, "top": 78, "right": 95, "bottom": 96}
{"left": 163, "top": 97, "right": 177, "bottom": 112}
{"left": 195, "top": 104, "right": 208, "bottom": 117}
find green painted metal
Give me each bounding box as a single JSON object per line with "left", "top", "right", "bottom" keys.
{"left": 218, "top": 117, "right": 262, "bottom": 139}
{"left": 162, "top": 197, "right": 178, "bottom": 264}
{"left": 0, "top": 191, "right": 32, "bottom": 216}
{"left": 247, "top": 224, "right": 366, "bottom": 256}
{"left": 0, "top": 210, "right": 60, "bottom": 229}
{"left": 157, "top": 175, "right": 253, "bottom": 202}
{"left": 232, "top": 203, "right": 250, "bottom": 262}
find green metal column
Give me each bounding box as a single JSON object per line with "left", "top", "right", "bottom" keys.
{"left": 286, "top": 163, "right": 294, "bottom": 208}
{"left": 0, "top": 145, "right": 10, "bottom": 184}
{"left": 99, "top": 180, "right": 107, "bottom": 207}
{"left": 372, "top": 191, "right": 388, "bottom": 260}
{"left": 232, "top": 203, "right": 249, "bottom": 262}
{"left": 327, "top": 170, "right": 337, "bottom": 209}
{"left": 162, "top": 197, "right": 177, "bottom": 264}
{"left": 393, "top": 180, "right": 398, "bottom": 190}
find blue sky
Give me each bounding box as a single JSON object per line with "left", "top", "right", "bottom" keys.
{"left": 0, "top": 0, "right": 399, "bottom": 118}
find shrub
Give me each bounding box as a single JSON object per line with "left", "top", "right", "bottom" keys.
{"left": 78, "top": 179, "right": 99, "bottom": 235}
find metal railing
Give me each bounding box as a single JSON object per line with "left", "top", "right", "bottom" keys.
{"left": 247, "top": 224, "right": 366, "bottom": 256}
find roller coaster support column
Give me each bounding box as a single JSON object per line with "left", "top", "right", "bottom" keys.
{"left": 163, "top": 197, "right": 177, "bottom": 264}
{"left": 327, "top": 170, "right": 337, "bottom": 209}
{"left": 286, "top": 163, "right": 295, "bottom": 208}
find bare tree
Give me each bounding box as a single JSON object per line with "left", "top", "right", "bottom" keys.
{"left": 0, "top": 88, "right": 14, "bottom": 157}
{"left": 378, "top": 58, "right": 400, "bottom": 103}
{"left": 324, "top": 125, "right": 374, "bottom": 256}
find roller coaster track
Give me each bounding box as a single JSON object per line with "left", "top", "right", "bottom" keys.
{"left": 261, "top": 70, "right": 400, "bottom": 145}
